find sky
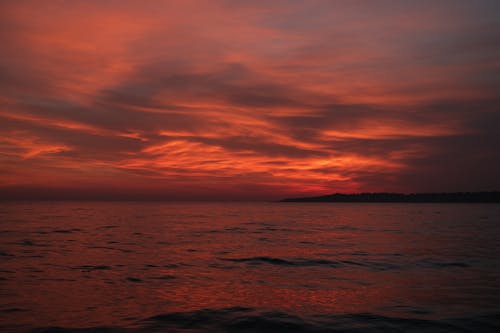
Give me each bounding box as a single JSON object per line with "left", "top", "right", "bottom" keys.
{"left": 1, "top": 0, "right": 500, "bottom": 200}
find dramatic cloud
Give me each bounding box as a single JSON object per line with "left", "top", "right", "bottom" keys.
{"left": 1, "top": 0, "right": 499, "bottom": 200}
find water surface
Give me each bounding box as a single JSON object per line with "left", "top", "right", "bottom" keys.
{"left": 1, "top": 202, "right": 499, "bottom": 332}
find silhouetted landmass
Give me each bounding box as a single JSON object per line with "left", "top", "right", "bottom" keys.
{"left": 281, "top": 192, "right": 500, "bottom": 203}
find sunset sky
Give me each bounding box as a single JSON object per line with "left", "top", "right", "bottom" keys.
{"left": 1, "top": 0, "right": 500, "bottom": 200}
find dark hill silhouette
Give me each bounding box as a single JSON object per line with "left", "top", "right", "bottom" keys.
{"left": 281, "top": 192, "right": 500, "bottom": 203}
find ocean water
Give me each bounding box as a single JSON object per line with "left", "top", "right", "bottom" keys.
{"left": 1, "top": 202, "right": 500, "bottom": 332}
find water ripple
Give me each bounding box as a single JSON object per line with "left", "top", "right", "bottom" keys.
{"left": 30, "top": 308, "right": 500, "bottom": 333}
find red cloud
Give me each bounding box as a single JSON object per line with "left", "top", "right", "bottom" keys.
{"left": 1, "top": 1, "right": 499, "bottom": 199}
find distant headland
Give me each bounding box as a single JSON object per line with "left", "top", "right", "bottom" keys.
{"left": 281, "top": 192, "right": 500, "bottom": 203}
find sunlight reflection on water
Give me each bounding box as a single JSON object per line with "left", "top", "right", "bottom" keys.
{"left": 1, "top": 202, "right": 499, "bottom": 332}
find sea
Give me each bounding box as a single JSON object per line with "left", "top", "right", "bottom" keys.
{"left": 1, "top": 201, "right": 499, "bottom": 332}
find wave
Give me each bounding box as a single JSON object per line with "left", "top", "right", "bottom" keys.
{"left": 218, "top": 256, "right": 342, "bottom": 267}
{"left": 217, "top": 256, "right": 470, "bottom": 271}
{"left": 30, "top": 307, "right": 500, "bottom": 333}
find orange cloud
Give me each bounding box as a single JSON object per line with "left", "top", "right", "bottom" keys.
{"left": 1, "top": 1, "right": 499, "bottom": 199}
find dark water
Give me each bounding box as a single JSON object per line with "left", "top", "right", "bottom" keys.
{"left": 1, "top": 202, "right": 500, "bottom": 332}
